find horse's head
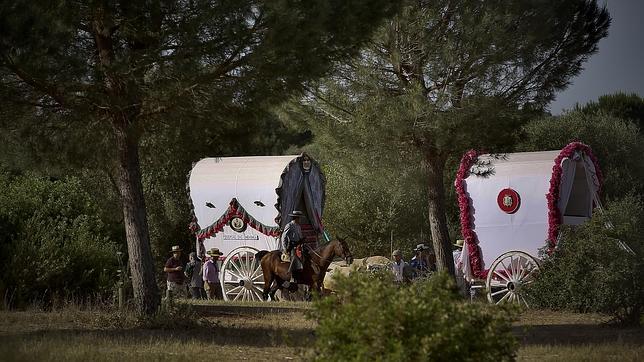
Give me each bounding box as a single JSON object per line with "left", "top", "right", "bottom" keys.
{"left": 335, "top": 237, "right": 353, "bottom": 265}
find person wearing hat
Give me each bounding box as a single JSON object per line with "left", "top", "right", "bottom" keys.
{"left": 391, "top": 249, "right": 407, "bottom": 283}
{"left": 164, "top": 245, "right": 186, "bottom": 299}
{"left": 203, "top": 248, "right": 224, "bottom": 300}
{"left": 280, "top": 210, "right": 306, "bottom": 284}
{"left": 409, "top": 243, "right": 431, "bottom": 278}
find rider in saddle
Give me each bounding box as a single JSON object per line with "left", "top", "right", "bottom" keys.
{"left": 281, "top": 210, "right": 305, "bottom": 284}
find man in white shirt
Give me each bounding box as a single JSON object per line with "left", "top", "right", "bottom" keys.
{"left": 391, "top": 249, "right": 407, "bottom": 283}
{"left": 203, "top": 248, "right": 223, "bottom": 300}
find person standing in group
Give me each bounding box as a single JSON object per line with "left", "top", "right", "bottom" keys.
{"left": 391, "top": 249, "right": 407, "bottom": 283}
{"left": 409, "top": 243, "right": 431, "bottom": 278}
{"left": 163, "top": 245, "right": 186, "bottom": 301}
{"left": 203, "top": 248, "right": 224, "bottom": 300}
{"left": 185, "top": 251, "right": 206, "bottom": 299}
{"left": 452, "top": 239, "right": 467, "bottom": 295}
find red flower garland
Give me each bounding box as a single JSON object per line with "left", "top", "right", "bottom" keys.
{"left": 454, "top": 149, "right": 486, "bottom": 279}
{"left": 545, "top": 142, "right": 603, "bottom": 249}
{"left": 195, "top": 198, "right": 281, "bottom": 239}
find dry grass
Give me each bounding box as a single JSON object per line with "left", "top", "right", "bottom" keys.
{"left": 515, "top": 310, "right": 644, "bottom": 361}
{"left": 0, "top": 304, "right": 641, "bottom": 361}
{"left": 185, "top": 299, "right": 311, "bottom": 309}
{"left": 0, "top": 304, "right": 315, "bottom": 362}
{"left": 519, "top": 344, "right": 644, "bottom": 361}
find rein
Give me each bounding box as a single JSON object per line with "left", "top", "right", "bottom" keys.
{"left": 304, "top": 244, "right": 327, "bottom": 263}
{"left": 304, "top": 241, "right": 350, "bottom": 266}
{"left": 304, "top": 243, "right": 335, "bottom": 266}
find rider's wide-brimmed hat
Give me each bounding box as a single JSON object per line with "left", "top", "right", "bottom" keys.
{"left": 392, "top": 249, "right": 402, "bottom": 257}
{"left": 453, "top": 239, "right": 465, "bottom": 248}
{"left": 207, "top": 248, "right": 223, "bottom": 257}
{"left": 414, "top": 243, "right": 430, "bottom": 252}
{"left": 288, "top": 210, "right": 304, "bottom": 217}
{"left": 170, "top": 245, "right": 183, "bottom": 253}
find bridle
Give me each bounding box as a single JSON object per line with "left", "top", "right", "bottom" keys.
{"left": 305, "top": 243, "right": 324, "bottom": 261}
{"left": 304, "top": 240, "right": 352, "bottom": 265}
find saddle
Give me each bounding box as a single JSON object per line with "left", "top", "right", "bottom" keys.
{"left": 286, "top": 245, "right": 306, "bottom": 279}
{"left": 281, "top": 245, "right": 304, "bottom": 263}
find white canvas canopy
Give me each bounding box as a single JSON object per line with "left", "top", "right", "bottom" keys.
{"left": 188, "top": 156, "right": 296, "bottom": 256}
{"left": 463, "top": 148, "right": 601, "bottom": 268}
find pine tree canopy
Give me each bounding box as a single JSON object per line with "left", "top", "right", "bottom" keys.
{"left": 280, "top": 0, "right": 610, "bottom": 275}
{"left": 0, "top": 0, "right": 397, "bottom": 151}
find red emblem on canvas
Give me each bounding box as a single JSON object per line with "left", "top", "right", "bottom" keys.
{"left": 497, "top": 188, "right": 520, "bottom": 214}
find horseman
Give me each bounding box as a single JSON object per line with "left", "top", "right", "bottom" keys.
{"left": 281, "top": 210, "right": 305, "bottom": 284}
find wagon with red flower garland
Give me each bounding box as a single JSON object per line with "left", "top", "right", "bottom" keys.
{"left": 454, "top": 142, "right": 603, "bottom": 306}
{"left": 187, "top": 153, "right": 326, "bottom": 301}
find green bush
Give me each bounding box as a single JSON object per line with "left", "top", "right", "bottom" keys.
{"left": 526, "top": 196, "right": 644, "bottom": 326}
{"left": 0, "top": 172, "right": 119, "bottom": 308}
{"left": 309, "top": 271, "right": 518, "bottom": 361}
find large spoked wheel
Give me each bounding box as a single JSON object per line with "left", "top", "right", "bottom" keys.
{"left": 220, "top": 246, "right": 265, "bottom": 302}
{"left": 486, "top": 251, "right": 540, "bottom": 307}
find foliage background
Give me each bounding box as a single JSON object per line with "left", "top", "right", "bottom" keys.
{"left": 0, "top": 0, "right": 640, "bottom": 314}
{"left": 0, "top": 171, "right": 119, "bottom": 307}
{"left": 526, "top": 196, "right": 644, "bottom": 326}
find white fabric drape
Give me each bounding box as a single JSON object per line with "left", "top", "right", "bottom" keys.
{"left": 557, "top": 157, "right": 577, "bottom": 215}
{"left": 582, "top": 154, "right": 602, "bottom": 213}
{"left": 460, "top": 240, "right": 474, "bottom": 282}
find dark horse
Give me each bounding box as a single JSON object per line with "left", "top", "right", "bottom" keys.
{"left": 255, "top": 238, "right": 353, "bottom": 301}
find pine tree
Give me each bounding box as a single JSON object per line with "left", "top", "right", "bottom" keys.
{"left": 0, "top": 0, "right": 397, "bottom": 314}
{"left": 285, "top": 0, "right": 609, "bottom": 275}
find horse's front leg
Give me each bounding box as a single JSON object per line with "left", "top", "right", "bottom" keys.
{"left": 309, "top": 280, "right": 323, "bottom": 299}
{"left": 262, "top": 269, "right": 273, "bottom": 301}
{"left": 269, "top": 278, "right": 282, "bottom": 301}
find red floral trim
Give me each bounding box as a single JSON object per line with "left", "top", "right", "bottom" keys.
{"left": 454, "top": 150, "right": 486, "bottom": 279}
{"left": 546, "top": 142, "right": 603, "bottom": 249}
{"left": 194, "top": 198, "right": 280, "bottom": 239}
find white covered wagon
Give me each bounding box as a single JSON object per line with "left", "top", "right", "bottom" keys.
{"left": 187, "top": 153, "right": 326, "bottom": 301}
{"left": 454, "top": 142, "right": 603, "bottom": 306}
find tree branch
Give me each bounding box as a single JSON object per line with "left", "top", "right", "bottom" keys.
{"left": 2, "top": 55, "right": 77, "bottom": 109}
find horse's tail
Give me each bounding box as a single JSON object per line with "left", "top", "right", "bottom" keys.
{"left": 255, "top": 250, "right": 270, "bottom": 261}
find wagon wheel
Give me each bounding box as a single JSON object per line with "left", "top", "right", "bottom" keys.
{"left": 220, "top": 246, "right": 265, "bottom": 302}
{"left": 485, "top": 251, "right": 540, "bottom": 307}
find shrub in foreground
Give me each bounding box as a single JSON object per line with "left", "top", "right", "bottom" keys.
{"left": 0, "top": 172, "right": 119, "bottom": 308}
{"left": 526, "top": 196, "right": 644, "bottom": 326}
{"left": 309, "top": 272, "right": 518, "bottom": 362}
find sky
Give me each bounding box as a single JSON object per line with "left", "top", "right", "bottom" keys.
{"left": 548, "top": 0, "right": 644, "bottom": 114}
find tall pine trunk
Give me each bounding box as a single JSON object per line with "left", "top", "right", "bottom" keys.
{"left": 114, "top": 124, "right": 160, "bottom": 315}
{"left": 424, "top": 153, "right": 455, "bottom": 276}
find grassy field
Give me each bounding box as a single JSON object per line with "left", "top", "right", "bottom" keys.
{"left": 0, "top": 301, "right": 642, "bottom": 361}
{"left": 515, "top": 310, "right": 644, "bottom": 361}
